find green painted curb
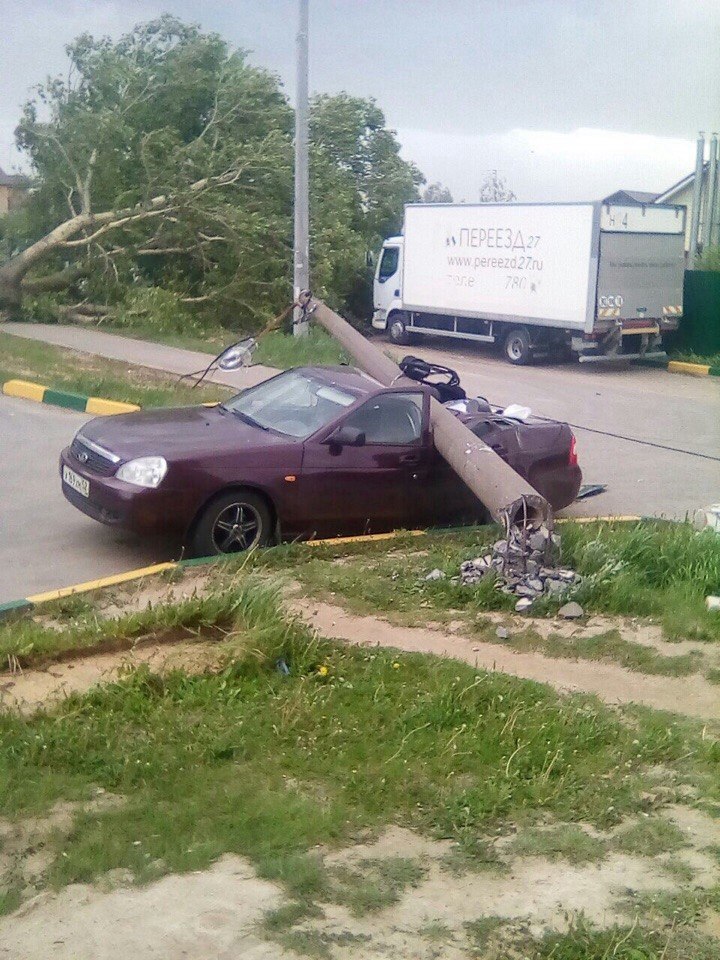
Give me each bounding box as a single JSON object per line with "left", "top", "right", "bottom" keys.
{"left": 0, "top": 598, "right": 34, "bottom": 621}
{"left": 42, "top": 388, "right": 89, "bottom": 412}
{"left": 709, "top": 366, "right": 720, "bottom": 377}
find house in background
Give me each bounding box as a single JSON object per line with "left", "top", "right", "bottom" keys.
{"left": 0, "top": 167, "right": 28, "bottom": 215}
{"left": 652, "top": 164, "right": 719, "bottom": 255}
{"left": 603, "top": 166, "right": 714, "bottom": 255}
{"left": 602, "top": 189, "right": 659, "bottom": 205}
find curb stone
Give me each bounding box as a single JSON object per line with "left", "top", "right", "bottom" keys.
{"left": 2, "top": 378, "right": 140, "bottom": 415}
{"left": 666, "top": 361, "right": 720, "bottom": 378}
{"left": 0, "top": 531, "right": 427, "bottom": 622}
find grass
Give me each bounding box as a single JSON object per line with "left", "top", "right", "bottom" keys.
{"left": 0, "top": 587, "right": 245, "bottom": 668}
{"left": 509, "top": 824, "right": 607, "bottom": 864}
{"left": 2, "top": 578, "right": 719, "bottom": 922}
{"left": 250, "top": 519, "right": 720, "bottom": 644}
{"left": 464, "top": 915, "right": 506, "bottom": 951}
{"left": 329, "top": 856, "right": 425, "bottom": 915}
{"left": 496, "top": 628, "right": 701, "bottom": 678}
{"left": 612, "top": 817, "right": 689, "bottom": 857}
{"left": 99, "top": 321, "right": 352, "bottom": 370}
{"left": 671, "top": 349, "right": 720, "bottom": 370}
{"left": 0, "top": 330, "right": 232, "bottom": 407}
{"left": 254, "top": 328, "right": 349, "bottom": 369}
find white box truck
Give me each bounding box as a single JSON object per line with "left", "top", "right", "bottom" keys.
{"left": 372, "top": 201, "right": 686, "bottom": 364}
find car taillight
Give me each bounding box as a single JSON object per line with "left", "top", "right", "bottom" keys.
{"left": 568, "top": 434, "right": 578, "bottom": 467}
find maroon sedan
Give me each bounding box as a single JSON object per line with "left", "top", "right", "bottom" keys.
{"left": 60, "top": 366, "right": 581, "bottom": 555}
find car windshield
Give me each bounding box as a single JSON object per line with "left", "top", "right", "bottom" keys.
{"left": 222, "top": 370, "right": 358, "bottom": 438}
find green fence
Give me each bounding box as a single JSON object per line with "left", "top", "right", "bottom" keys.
{"left": 675, "top": 270, "right": 720, "bottom": 356}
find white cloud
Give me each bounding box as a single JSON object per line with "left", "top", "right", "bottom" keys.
{"left": 398, "top": 127, "right": 697, "bottom": 203}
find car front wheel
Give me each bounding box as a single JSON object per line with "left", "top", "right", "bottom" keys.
{"left": 190, "top": 489, "right": 272, "bottom": 557}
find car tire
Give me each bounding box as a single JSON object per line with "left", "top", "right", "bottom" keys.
{"left": 388, "top": 312, "right": 413, "bottom": 345}
{"left": 503, "top": 326, "right": 533, "bottom": 365}
{"left": 190, "top": 489, "right": 273, "bottom": 557}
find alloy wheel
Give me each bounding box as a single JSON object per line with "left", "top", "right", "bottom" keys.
{"left": 211, "top": 502, "right": 261, "bottom": 553}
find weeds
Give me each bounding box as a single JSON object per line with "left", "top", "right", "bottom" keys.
{"left": 254, "top": 329, "right": 349, "bottom": 369}
{"left": 612, "top": 817, "right": 689, "bottom": 857}
{"left": 1, "top": 580, "right": 719, "bottom": 915}
{"left": 329, "top": 856, "right": 425, "bottom": 915}
{"left": 249, "top": 520, "right": 720, "bottom": 644}
{"left": 509, "top": 825, "right": 607, "bottom": 864}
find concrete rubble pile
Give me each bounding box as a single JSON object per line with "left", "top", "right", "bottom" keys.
{"left": 457, "top": 521, "right": 581, "bottom": 611}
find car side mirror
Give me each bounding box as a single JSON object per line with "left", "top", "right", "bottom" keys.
{"left": 325, "top": 425, "right": 366, "bottom": 450}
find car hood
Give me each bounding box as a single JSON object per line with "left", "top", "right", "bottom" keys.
{"left": 77, "top": 405, "right": 293, "bottom": 463}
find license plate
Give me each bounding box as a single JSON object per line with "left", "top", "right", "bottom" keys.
{"left": 63, "top": 465, "right": 90, "bottom": 498}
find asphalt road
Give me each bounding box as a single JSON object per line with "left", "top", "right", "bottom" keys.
{"left": 1, "top": 347, "right": 718, "bottom": 603}
{"left": 0, "top": 396, "right": 175, "bottom": 604}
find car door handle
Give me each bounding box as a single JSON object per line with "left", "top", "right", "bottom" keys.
{"left": 399, "top": 453, "right": 422, "bottom": 465}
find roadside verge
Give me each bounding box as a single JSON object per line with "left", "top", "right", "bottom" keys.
{"left": 0, "top": 530, "right": 427, "bottom": 621}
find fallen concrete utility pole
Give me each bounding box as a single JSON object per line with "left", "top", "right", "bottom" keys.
{"left": 310, "top": 299, "right": 551, "bottom": 527}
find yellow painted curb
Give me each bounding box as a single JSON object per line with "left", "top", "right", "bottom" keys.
{"left": 86, "top": 396, "right": 140, "bottom": 416}
{"left": 2, "top": 379, "right": 47, "bottom": 403}
{"left": 557, "top": 515, "right": 641, "bottom": 524}
{"left": 306, "top": 530, "right": 426, "bottom": 547}
{"left": 26, "top": 562, "right": 178, "bottom": 604}
{"left": 668, "top": 360, "right": 710, "bottom": 377}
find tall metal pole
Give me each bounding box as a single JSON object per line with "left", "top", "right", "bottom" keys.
{"left": 688, "top": 132, "right": 705, "bottom": 268}
{"left": 293, "top": 0, "right": 310, "bottom": 336}
{"left": 705, "top": 135, "right": 718, "bottom": 250}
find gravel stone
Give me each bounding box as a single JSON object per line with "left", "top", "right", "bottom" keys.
{"left": 558, "top": 601, "right": 584, "bottom": 619}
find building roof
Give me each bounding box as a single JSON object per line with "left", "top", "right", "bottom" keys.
{"left": 602, "top": 189, "right": 659, "bottom": 205}
{"left": 0, "top": 167, "right": 28, "bottom": 188}
{"left": 654, "top": 163, "right": 710, "bottom": 204}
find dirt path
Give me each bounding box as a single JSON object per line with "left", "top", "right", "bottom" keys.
{"left": 0, "top": 855, "right": 288, "bottom": 960}
{"left": 291, "top": 599, "right": 720, "bottom": 720}
{"left": 0, "top": 640, "right": 223, "bottom": 713}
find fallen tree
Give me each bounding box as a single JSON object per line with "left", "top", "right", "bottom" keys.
{"left": 0, "top": 16, "right": 423, "bottom": 327}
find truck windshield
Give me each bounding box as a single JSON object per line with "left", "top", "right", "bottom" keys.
{"left": 222, "top": 370, "right": 357, "bottom": 439}
{"left": 378, "top": 246, "right": 399, "bottom": 282}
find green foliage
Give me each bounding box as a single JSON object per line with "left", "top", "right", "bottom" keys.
{"left": 113, "top": 287, "right": 208, "bottom": 337}
{"left": 8, "top": 16, "right": 423, "bottom": 330}
{"left": 697, "top": 245, "right": 720, "bottom": 272}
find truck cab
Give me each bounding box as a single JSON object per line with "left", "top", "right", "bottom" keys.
{"left": 372, "top": 237, "right": 404, "bottom": 337}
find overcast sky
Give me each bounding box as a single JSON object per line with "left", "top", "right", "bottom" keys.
{"left": 2, "top": 0, "right": 719, "bottom": 201}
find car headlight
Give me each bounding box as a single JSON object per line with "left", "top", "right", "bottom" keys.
{"left": 116, "top": 456, "right": 168, "bottom": 488}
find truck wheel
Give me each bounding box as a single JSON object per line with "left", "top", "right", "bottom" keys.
{"left": 388, "top": 313, "right": 412, "bottom": 345}
{"left": 190, "top": 489, "right": 273, "bottom": 557}
{"left": 504, "top": 327, "right": 533, "bottom": 365}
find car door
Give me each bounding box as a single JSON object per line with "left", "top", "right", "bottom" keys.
{"left": 298, "top": 390, "right": 429, "bottom": 537}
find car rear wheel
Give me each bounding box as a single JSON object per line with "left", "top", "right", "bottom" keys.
{"left": 503, "top": 326, "right": 533, "bottom": 365}
{"left": 190, "top": 489, "right": 272, "bottom": 557}
{"left": 388, "top": 312, "right": 413, "bottom": 345}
